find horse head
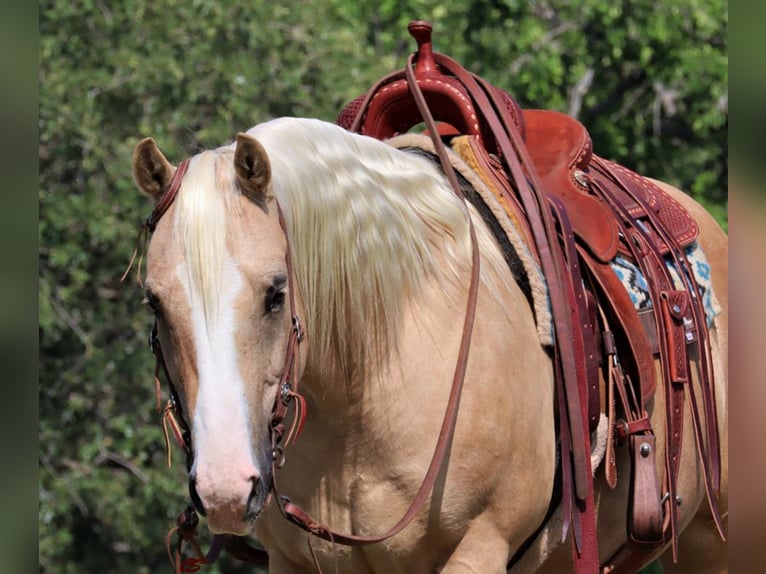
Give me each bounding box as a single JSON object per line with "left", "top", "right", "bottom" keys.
{"left": 132, "top": 133, "right": 303, "bottom": 536}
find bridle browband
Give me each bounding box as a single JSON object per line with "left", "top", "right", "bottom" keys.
{"left": 136, "top": 127, "right": 482, "bottom": 571}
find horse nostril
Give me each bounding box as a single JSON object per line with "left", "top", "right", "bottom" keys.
{"left": 244, "top": 476, "right": 268, "bottom": 521}
{"left": 188, "top": 475, "right": 207, "bottom": 517}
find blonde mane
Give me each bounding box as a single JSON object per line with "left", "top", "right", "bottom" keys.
{"left": 174, "top": 117, "right": 508, "bottom": 378}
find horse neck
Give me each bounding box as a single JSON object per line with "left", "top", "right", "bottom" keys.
{"left": 296, "top": 258, "right": 471, "bottom": 438}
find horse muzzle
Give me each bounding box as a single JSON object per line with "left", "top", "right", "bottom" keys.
{"left": 189, "top": 463, "right": 273, "bottom": 535}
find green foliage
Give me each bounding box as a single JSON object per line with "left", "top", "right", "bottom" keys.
{"left": 40, "top": 1, "right": 727, "bottom": 572}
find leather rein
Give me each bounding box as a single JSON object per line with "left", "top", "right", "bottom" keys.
{"left": 140, "top": 74, "right": 483, "bottom": 567}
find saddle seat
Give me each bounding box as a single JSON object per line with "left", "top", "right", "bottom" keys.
{"left": 521, "top": 109, "right": 699, "bottom": 262}
{"left": 521, "top": 109, "right": 620, "bottom": 263}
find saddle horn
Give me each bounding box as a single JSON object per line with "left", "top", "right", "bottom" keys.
{"left": 337, "top": 21, "right": 525, "bottom": 153}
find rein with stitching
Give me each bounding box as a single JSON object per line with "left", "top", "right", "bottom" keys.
{"left": 275, "top": 52, "right": 483, "bottom": 547}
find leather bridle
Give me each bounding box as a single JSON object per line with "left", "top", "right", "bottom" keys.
{"left": 139, "top": 165, "right": 308, "bottom": 569}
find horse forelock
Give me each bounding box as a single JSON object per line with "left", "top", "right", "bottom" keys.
{"left": 172, "top": 149, "right": 239, "bottom": 331}
{"left": 248, "top": 118, "right": 507, "bottom": 379}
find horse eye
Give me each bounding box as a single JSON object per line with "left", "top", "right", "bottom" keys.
{"left": 265, "top": 286, "right": 285, "bottom": 314}
{"left": 144, "top": 291, "right": 163, "bottom": 319}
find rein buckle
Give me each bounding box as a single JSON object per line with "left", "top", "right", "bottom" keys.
{"left": 292, "top": 315, "right": 304, "bottom": 342}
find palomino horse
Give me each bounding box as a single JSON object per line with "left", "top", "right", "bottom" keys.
{"left": 132, "top": 116, "right": 727, "bottom": 573}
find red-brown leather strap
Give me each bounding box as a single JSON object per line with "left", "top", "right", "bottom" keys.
{"left": 147, "top": 158, "right": 190, "bottom": 232}
{"left": 123, "top": 158, "right": 191, "bottom": 285}
{"left": 548, "top": 195, "right": 600, "bottom": 433}
{"left": 433, "top": 53, "right": 593, "bottom": 499}
{"left": 589, "top": 158, "right": 724, "bottom": 571}
{"left": 276, "top": 47, "right": 483, "bottom": 550}
{"left": 426, "top": 54, "right": 601, "bottom": 574}
{"left": 270, "top": 206, "right": 306, "bottom": 436}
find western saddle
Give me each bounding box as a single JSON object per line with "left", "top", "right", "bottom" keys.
{"left": 337, "top": 20, "right": 724, "bottom": 574}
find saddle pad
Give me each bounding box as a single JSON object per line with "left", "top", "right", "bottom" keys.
{"left": 611, "top": 243, "right": 721, "bottom": 327}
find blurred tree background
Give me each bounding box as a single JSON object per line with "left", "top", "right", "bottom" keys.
{"left": 39, "top": 0, "right": 727, "bottom": 572}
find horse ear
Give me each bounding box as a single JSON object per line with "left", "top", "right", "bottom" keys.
{"left": 234, "top": 133, "right": 272, "bottom": 204}
{"left": 132, "top": 138, "right": 176, "bottom": 202}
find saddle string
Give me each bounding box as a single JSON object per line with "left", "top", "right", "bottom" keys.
{"left": 592, "top": 157, "right": 719, "bottom": 451}
{"left": 580, "top": 214, "right": 682, "bottom": 574}
{"left": 597, "top": 178, "right": 686, "bottom": 557}
{"left": 425, "top": 52, "right": 601, "bottom": 572}
{"left": 587, "top": 165, "right": 725, "bottom": 568}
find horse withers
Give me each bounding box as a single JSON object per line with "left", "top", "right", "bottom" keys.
{"left": 131, "top": 117, "right": 727, "bottom": 573}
